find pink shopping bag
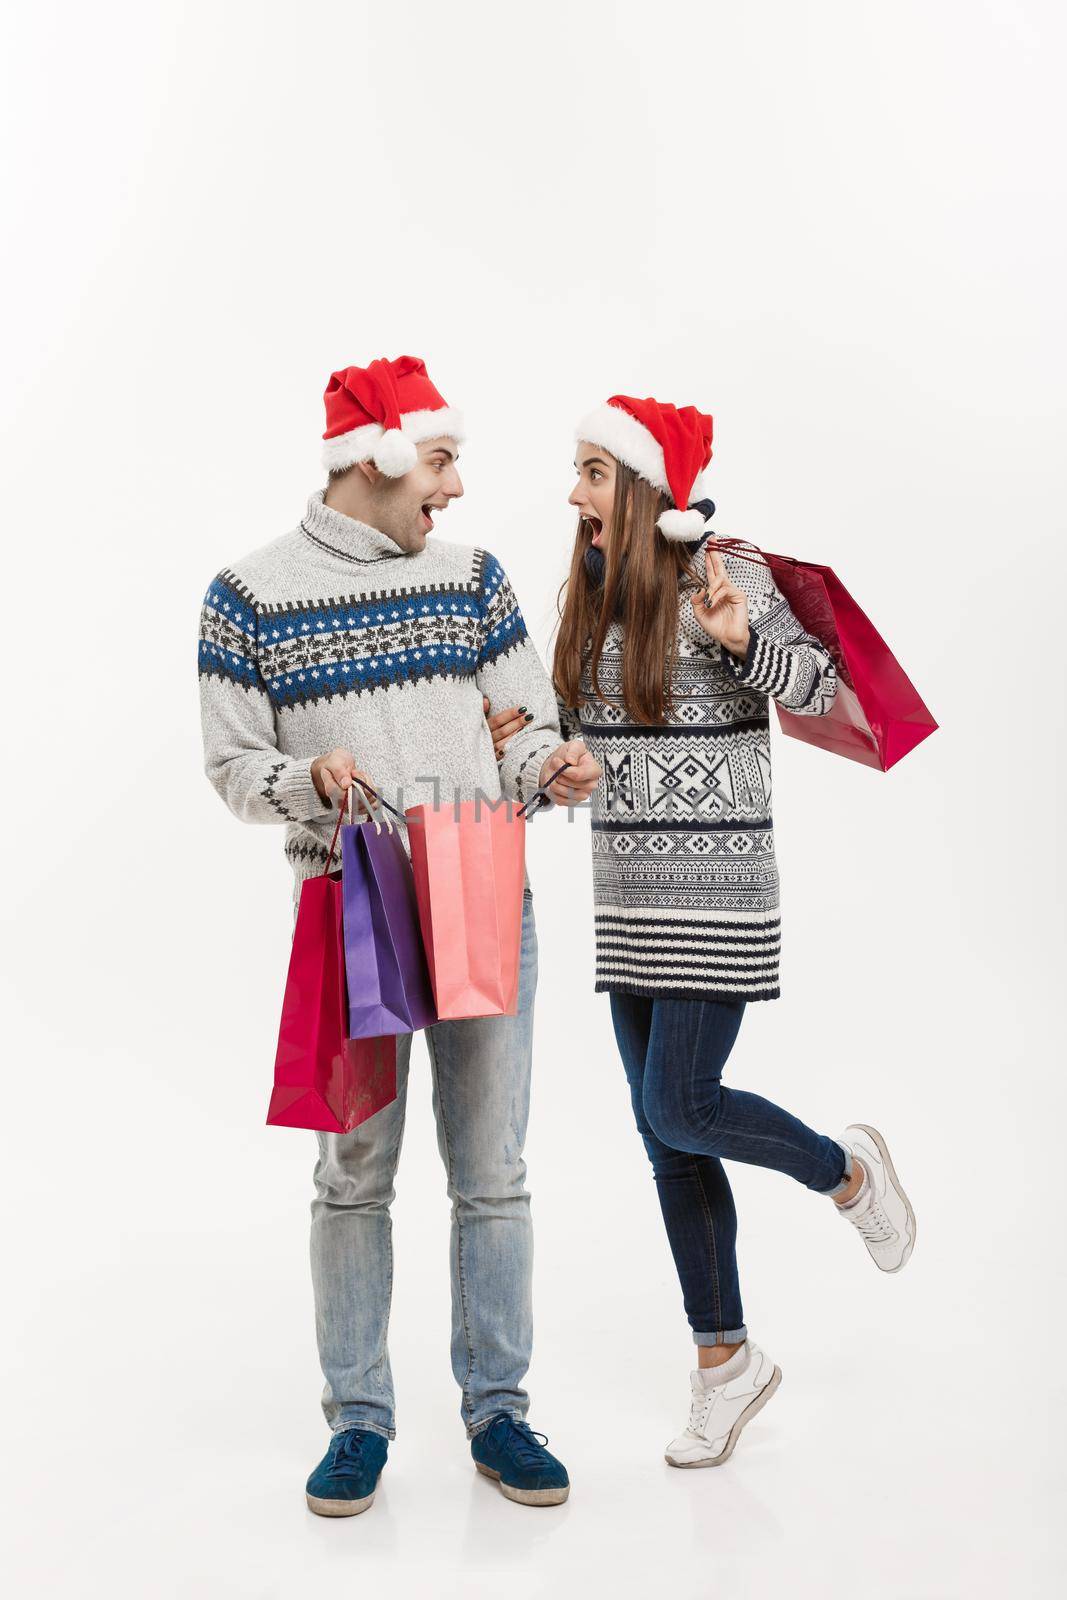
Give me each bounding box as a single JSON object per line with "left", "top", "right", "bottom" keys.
{"left": 267, "top": 801, "right": 397, "bottom": 1133}
{"left": 715, "top": 537, "right": 938, "bottom": 771}
{"left": 380, "top": 766, "right": 569, "bottom": 1022}
{"left": 405, "top": 798, "right": 526, "bottom": 1020}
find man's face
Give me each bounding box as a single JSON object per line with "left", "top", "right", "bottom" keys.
{"left": 365, "top": 437, "right": 464, "bottom": 553}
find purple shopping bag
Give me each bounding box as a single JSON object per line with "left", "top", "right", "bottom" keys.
{"left": 340, "top": 788, "right": 438, "bottom": 1038}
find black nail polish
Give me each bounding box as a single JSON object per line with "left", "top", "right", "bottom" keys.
{"left": 524, "top": 713, "right": 533, "bottom": 722}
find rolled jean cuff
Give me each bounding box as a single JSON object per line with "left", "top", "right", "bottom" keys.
{"left": 332, "top": 1418, "right": 396, "bottom": 1442}
{"left": 693, "top": 1326, "right": 748, "bottom": 1346}
{"left": 467, "top": 1406, "right": 527, "bottom": 1440}
{"left": 820, "top": 1139, "right": 853, "bottom": 1198}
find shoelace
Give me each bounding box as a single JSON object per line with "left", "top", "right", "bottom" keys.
{"left": 686, "top": 1381, "right": 724, "bottom": 1434}
{"left": 688, "top": 1400, "right": 712, "bottom": 1433}
{"left": 848, "top": 1195, "right": 896, "bottom": 1244}
{"left": 484, "top": 1414, "right": 553, "bottom": 1468}
{"left": 329, "top": 1429, "right": 374, "bottom": 1477}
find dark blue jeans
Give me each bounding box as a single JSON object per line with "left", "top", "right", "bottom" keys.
{"left": 609, "top": 992, "right": 851, "bottom": 1345}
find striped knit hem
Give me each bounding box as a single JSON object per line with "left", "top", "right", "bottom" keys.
{"left": 595, "top": 978, "right": 780, "bottom": 1004}
{"left": 594, "top": 906, "right": 781, "bottom": 1002}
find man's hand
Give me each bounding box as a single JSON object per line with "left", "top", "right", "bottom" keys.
{"left": 691, "top": 540, "right": 751, "bottom": 659}
{"left": 537, "top": 740, "right": 601, "bottom": 805}
{"left": 311, "top": 748, "right": 379, "bottom": 814}
{"left": 483, "top": 694, "right": 532, "bottom": 761}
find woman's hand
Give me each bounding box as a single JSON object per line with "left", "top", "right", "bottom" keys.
{"left": 538, "top": 741, "right": 601, "bottom": 805}
{"left": 691, "top": 541, "right": 751, "bottom": 659}
{"left": 484, "top": 695, "right": 532, "bottom": 761}
{"left": 486, "top": 697, "right": 601, "bottom": 803}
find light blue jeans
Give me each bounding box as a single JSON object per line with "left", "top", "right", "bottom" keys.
{"left": 310, "top": 887, "right": 537, "bottom": 1440}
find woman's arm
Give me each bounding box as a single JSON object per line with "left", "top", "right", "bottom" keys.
{"left": 686, "top": 542, "right": 839, "bottom": 717}
{"left": 554, "top": 690, "right": 583, "bottom": 744}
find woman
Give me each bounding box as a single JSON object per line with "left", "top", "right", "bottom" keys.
{"left": 496, "top": 392, "right": 915, "bottom": 1469}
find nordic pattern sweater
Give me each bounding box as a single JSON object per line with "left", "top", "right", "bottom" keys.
{"left": 197, "top": 490, "right": 562, "bottom": 904}
{"left": 555, "top": 514, "right": 839, "bottom": 1002}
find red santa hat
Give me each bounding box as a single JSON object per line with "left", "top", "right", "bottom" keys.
{"left": 575, "top": 393, "right": 714, "bottom": 540}
{"left": 322, "top": 355, "right": 464, "bottom": 477}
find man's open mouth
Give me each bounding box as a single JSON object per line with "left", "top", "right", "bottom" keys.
{"left": 420, "top": 502, "right": 445, "bottom": 532}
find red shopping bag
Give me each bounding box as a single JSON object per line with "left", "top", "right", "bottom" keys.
{"left": 716, "top": 538, "right": 938, "bottom": 771}
{"left": 404, "top": 797, "right": 527, "bottom": 1020}
{"left": 267, "top": 803, "right": 397, "bottom": 1133}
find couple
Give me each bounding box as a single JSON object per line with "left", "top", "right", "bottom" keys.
{"left": 197, "top": 354, "right": 915, "bottom": 1516}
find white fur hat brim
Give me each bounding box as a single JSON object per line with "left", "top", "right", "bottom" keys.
{"left": 576, "top": 403, "right": 670, "bottom": 495}
{"left": 323, "top": 406, "right": 465, "bottom": 474}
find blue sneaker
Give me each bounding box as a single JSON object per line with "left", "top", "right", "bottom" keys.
{"left": 471, "top": 1413, "right": 570, "bottom": 1506}
{"left": 305, "top": 1427, "right": 388, "bottom": 1517}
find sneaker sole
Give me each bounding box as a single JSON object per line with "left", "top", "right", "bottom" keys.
{"left": 305, "top": 1490, "right": 376, "bottom": 1517}
{"left": 851, "top": 1122, "right": 917, "bottom": 1273}
{"left": 474, "top": 1462, "right": 570, "bottom": 1506}
{"left": 665, "top": 1365, "right": 783, "bottom": 1469}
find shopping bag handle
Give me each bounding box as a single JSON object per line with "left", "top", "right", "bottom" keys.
{"left": 323, "top": 798, "right": 346, "bottom": 875}
{"left": 516, "top": 761, "right": 574, "bottom": 819}
{"left": 349, "top": 780, "right": 395, "bottom": 836}
{"left": 707, "top": 535, "right": 802, "bottom": 571}
{"left": 323, "top": 763, "right": 577, "bottom": 856}
{"left": 355, "top": 769, "right": 577, "bottom": 824}
{"left": 351, "top": 783, "right": 407, "bottom": 824}
{"left": 320, "top": 779, "right": 399, "bottom": 874}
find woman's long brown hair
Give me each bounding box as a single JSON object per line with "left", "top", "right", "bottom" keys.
{"left": 553, "top": 460, "right": 700, "bottom": 726}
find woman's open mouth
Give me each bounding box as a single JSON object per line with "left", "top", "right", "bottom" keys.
{"left": 587, "top": 516, "right": 604, "bottom": 547}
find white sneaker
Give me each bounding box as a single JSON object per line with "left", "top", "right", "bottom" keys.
{"left": 836, "top": 1123, "right": 916, "bottom": 1273}
{"left": 664, "top": 1342, "right": 782, "bottom": 1468}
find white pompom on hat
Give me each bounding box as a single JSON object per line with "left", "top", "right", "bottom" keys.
{"left": 370, "top": 427, "right": 419, "bottom": 476}
{"left": 322, "top": 355, "right": 464, "bottom": 477}
{"left": 575, "top": 392, "right": 713, "bottom": 539}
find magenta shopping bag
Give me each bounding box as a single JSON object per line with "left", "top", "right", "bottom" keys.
{"left": 716, "top": 537, "right": 938, "bottom": 771}
{"left": 340, "top": 789, "right": 437, "bottom": 1038}
{"left": 267, "top": 803, "right": 397, "bottom": 1133}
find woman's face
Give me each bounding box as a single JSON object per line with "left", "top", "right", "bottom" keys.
{"left": 569, "top": 441, "right": 617, "bottom": 548}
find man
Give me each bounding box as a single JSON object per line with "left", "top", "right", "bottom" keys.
{"left": 197, "top": 355, "right": 600, "bottom": 1514}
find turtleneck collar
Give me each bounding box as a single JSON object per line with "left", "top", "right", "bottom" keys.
{"left": 300, "top": 488, "right": 410, "bottom": 566}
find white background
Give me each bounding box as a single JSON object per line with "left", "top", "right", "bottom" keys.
{"left": 2, "top": 2, "right": 1064, "bottom": 1596}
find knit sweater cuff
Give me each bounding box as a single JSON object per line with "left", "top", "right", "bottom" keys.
{"left": 260, "top": 757, "right": 336, "bottom": 826}
{"left": 722, "top": 627, "right": 787, "bottom": 696}
{"left": 511, "top": 737, "right": 557, "bottom": 805}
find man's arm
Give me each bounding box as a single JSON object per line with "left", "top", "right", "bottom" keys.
{"left": 475, "top": 552, "right": 601, "bottom": 806}
{"left": 474, "top": 552, "right": 565, "bottom": 804}
{"left": 198, "top": 570, "right": 336, "bottom": 824}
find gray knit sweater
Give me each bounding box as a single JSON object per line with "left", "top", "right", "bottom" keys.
{"left": 554, "top": 515, "right": 839, "bottom": 1003}
{"left": 197, "top": 490, "right": 562, "bottom": 903}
